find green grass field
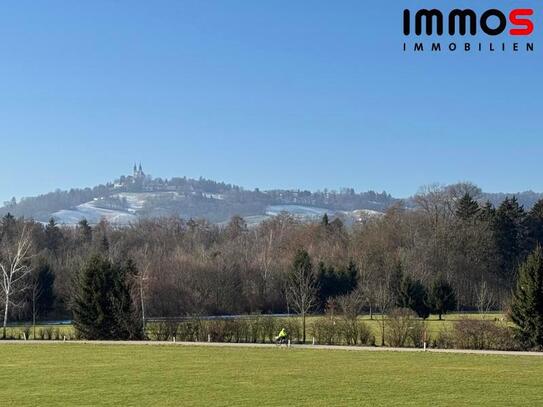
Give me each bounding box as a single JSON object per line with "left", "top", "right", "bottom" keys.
{"left": 0, "top": 343, "right": 541, "bottom": 406}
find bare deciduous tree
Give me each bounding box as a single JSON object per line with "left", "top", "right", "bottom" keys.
{"left": 414, "top": 184, "right": 450, "bottom": 227}
{"left": 286, "top": 249, "right": 317, "bottom": 343}
{"left": 374, "top": 280, "right": 393, "bottom": 346}
{"left": 0, "top": 226, "right": 33, "bottom": 337}
{"left": 476, "top": 280, "right": 495, "bottom": 318}
{"left": 337, "top": 289, "right": 365, "bottom": 321}
{"left": 133, "top": 245, "right": 152, "bottom": 337}
{"left": 29, "top": 271, "right": 42, "bottom": 339}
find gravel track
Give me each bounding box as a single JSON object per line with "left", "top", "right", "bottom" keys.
{"left": 1, "top": 340, "right": 542, "bottom": 357}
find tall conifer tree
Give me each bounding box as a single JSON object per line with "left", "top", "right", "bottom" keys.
{"left": 73, "top": 255, "right": 142, "bottom": 340}
{"left": 455, "top": 193, "right": 480, "bottom": 221}
{"left": 510, "top": 246, "right": 543, "bottom": 349}
{"left": 493, "top": 197, "right": 527, "bottom": 282}
{"left": 526, "top": 199, "right": 543, "bottom": 249}
{"left": 429, "top": 276, "right": 456, "bottom": 320}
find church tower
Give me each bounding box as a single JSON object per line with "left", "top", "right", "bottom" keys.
{"left": 132, "top": 163, "right": 145, "bottom": 180}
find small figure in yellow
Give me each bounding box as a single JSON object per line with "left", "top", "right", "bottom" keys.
{"left": 275, "top": 328, "right": 288, "bottom": 345}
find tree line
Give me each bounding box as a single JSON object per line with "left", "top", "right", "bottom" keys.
{"left": 1, "top": 182, "right": 543, "bottom": 346}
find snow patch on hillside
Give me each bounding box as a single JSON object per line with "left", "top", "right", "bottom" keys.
{"left": 51, "top": 191, "right": 190, "bottom": 225}
{"left": 52, "top": 202, "right": 137, "bottom": 225}
{"left": 50, "top": 195, "right": 383, "bottom": 226}
{"left": 266, "top": 205, "right": 334, "bottom": 218}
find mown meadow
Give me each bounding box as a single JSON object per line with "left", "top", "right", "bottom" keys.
{"left": 0, "top": 343, "right": 541, "bottom": 406}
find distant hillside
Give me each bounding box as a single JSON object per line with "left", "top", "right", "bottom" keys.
{"left": 481, "top": 191, "right": 543, "bottom": 209}
{"left": 2, "top": 166, "right": 541, "bottom": 226}
{"left": 0, "top": 165, "right": 394, "bottom": 225}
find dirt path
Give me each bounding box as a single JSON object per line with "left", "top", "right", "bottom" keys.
{"left": 1, "top": 340, "right": 542, "bottom": 357}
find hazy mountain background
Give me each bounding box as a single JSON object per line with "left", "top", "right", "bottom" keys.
{"left": 1, "top": 166, "right": 541, "bottom": 226}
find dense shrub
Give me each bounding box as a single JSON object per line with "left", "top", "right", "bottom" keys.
{"left": 0, "top": 328, "right": 14, "bottom": 340}
{"left": 20, "top": 326, "right": 31, "bottom": 340}
{"left": 204, "top": 317, "right": 280, "bottom": 343}
{"left": 43, "top": 326, "right": 54, "bottom": 340}
{"left": 452, "top": 318, "right": 518, "bottom": 351}
{"left": 206, "top": 320, "right": 226, "bottom": 342}
{"left": 35, "top": 328, "right": 44, "bottom": 340}
{"left": 385, "top": 308, "right": 424, "bottom": 348}
{"left": 433, "top": 328, "right": 454, "bottom": 349}
{"left": 257, "top": 317, "right": 278, "bottom": 343}
{"left": 51, "top": 327, "right": 60, "bottom": 340}
{"left": 408, "top": 320, "right": 426, "bottom": 348}
{"left": 336, "top": 320, "right": 374, "bottom": 346}
{"left": 357, "top": 322, "right": 375, "bottom": 346}
{"left": 311, "top": 318, "right": 338, "bottom": 345}
{"left": 175, "top": 320, "right": 201, "bottom": 341}
{"left": 148, "top": 321, "right": 180, "bottom": 341}
{"left": 336, "top": 319, "right": 357, "bottom": 345}
{"left": 311, "top": 318, "right": 374, "bottom": 346}
{"left": 147, "top": 317, "right": 287, "bottom": 343}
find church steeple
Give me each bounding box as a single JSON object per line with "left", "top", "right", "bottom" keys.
{"left": 131, "top": 163, "right": 145, "bottom": 180}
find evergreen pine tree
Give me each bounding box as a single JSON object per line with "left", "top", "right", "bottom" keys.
{"left": 345, "top": 260, "right": 359, "bottom": 292}
{"left": 510, "top": 245, "right": 543, "bottom": 349}
{"left": 455, "top": 193, "right": 480, "bottom": 221}
{"left": 34, "top": 260, "right": 55, "bottom": 316}
{"left": 77, "top": 219, "right": 93, "bottom": 243}
{"left": 72, "top": 255, "right": 115, "bottom": 339}
{"left": 397, "top": 275, "right": 431, "bottom": 319}
{"left": 45, "top": 218, "right": 63, "bottom": 254}
{"left": 321, "top": 213, "right": 329, "bottom": 227}
{"left": 429, "top": 276, "right": 457, "bottom": 320}
{"left": 478, "top": 201, "right": 496, "bottom": 223}
{"left": 316, "top": 261, "right": 332, "bottom": 310}
{"left": 110, "top": 258, "right": 142, "bottom": 339}
{"left": 493, "top": 197, "right": 528, "bottom": 282}
{"left": 316, "top": 260, "right": 359, "bottom": 311}
{"left": 1, "top": 213, "right": 17, "bottom": 240}
{"left": 73, "top": 255, "right": 142, "bottom": 340}
{"left": 526, "top": 199, "right": 543, "bottom": 249}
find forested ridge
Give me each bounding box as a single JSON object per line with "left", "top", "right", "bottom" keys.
{"left": 0, "top": 171, "right": 395, "bottom": 223}
{"left": 1, "top": 182, "right": 542, "bottom": 328}
{"left": 2, "top": 169, "right": 541, "bottom": 224}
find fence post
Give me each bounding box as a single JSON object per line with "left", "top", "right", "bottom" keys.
{"left": 312, "top": 337, "right": 315, "bottom": 346}
{"left": 173, "top": 336, "right": 176, "bottom": 343}
{"left": 423, "top": 328, "right": 427, "bottom": 351}
{"left": 287, "top": 339, "right": 291, "bottom": 348}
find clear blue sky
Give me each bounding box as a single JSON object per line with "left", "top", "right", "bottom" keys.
{"left": 0, "top": 1, "right": 541, "bottom": 203}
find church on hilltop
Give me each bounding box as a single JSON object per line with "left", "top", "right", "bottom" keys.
{"left": 114, "top": 163, "right": 148, "bottom": 190}
{"left": 113, "top": 163, "right": 180, "bottom": 193}
{"left": 133, "top": 163, "right": 145, "bottom": 180}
